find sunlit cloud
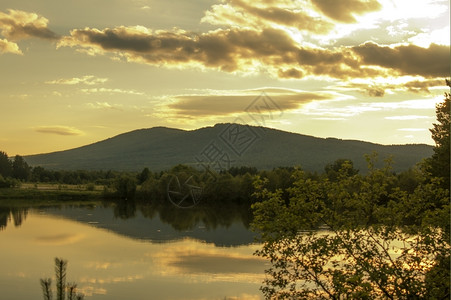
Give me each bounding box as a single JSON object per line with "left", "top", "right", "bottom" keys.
{"left": 57, "top": 22, "right": 449, "bottom": 81}
{"left": 397, "top": 128, "right": 428, "bottom": 132}
{"left": 46, "top": 75, "right": 108, "bottom": 85}
{"left": 34, "top": 126, "right": 84, "bottom": 136}
{"left": 81, "top": 87, "right": 145, "bottom": 96}
{"left": 86, "top": 101, "right": 123, "bottom": 110}
{"left": 202, "top": 0, "right": 333, "bottom": 34}
{"left": 0, "top": 9, "right": 59, "bottom": 41}
{"left": 311, "top": 0, "right": 382, "bottom": 23}
{"left": 0, "top": 38, "right": 22, "bottom": 55}
{"left": 385, "top": 115, "right": 431, "bottom": 120}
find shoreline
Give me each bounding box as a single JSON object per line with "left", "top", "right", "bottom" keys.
{"left": 0, "top": 186, "right": 104, "bottom": 201}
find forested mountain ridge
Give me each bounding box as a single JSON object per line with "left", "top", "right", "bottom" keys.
{"left": 24, "top": 123, "right": 433, "bottom": 172}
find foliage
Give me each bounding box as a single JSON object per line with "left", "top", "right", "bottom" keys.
{"left": 137, "top": 167, "right": 152, "bottom": 184}
{"left": 0, "top": 174, "right": 20, "bottom": 188}
{"left": 12, "top": 155, "right": 30, "bottom": 181}
{"left": 113, "top": 175, "right": 137, "bottom": 200}
{"left": 426, "top": 79, "right": 450, "bottom": 190}
{"left": 40, "top": 258, "right": 84, "bottom": 300}
{"left": 0, "top": 151, "right": 12, "bottom": 178}
{"left": 252, "top": 153, "right": 450, "bottom": 299}
{"left": 0, "top": 152, "right": 30, "bottom": 184}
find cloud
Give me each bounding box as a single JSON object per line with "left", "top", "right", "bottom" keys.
{"left": 46, "top": 75, "right": 108, "bottom": 85}
{"left": 0, "top": 38, "right": 22, "bottom": 55}
{"left": 311, "top": 0, "right": 382, "bottom": 23}
{"left": 333, "top": 78, "right": 447, "bottom": 97}
{"left": 352, "top": 42, "right": 450, "bottom": 78}
{"left": 168, "top": 89, "right": 333, "bottom": 117}
{"left": 86, "top": 101, "right": 123, "bottom": 110}
{"left": 56, "top": 21, "right": 449, "bottom": 81}
{"left": 34, "top": 126, "right": 84, "bottom": 136}
{"left": 59, "top": 25, "right": 363, "bottom": 78}
{"left": 35, "top": 233, "right": 84, "bottom": 245}
{"left": 385, "top": 115, "right": 431, "bottom": 120}
{"left": 58, "top": 26, "right": 298, "bottom": 72}
{"left": 397, "top": 128, "right": 428, "bottom": 132}
{"left": 81, "top": 87, "right": 144, "bottom": 96}
{"left": 202, "top": 0, "right": 333, "bottom": 34}
{"left": 0, "top": 9, "right": 59, "bottom": 41}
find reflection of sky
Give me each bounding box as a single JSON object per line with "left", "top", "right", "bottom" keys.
{"left": 0, "top": 211, "right": 264, "bottom": 299}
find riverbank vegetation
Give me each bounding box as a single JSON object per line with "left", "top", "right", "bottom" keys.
{"left": 250, "top": 81, "right": 450, "bottom": 298}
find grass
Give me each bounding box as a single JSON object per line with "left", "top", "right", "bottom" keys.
{"left": 0, "top": 183, "right": 104, "bottom": 201}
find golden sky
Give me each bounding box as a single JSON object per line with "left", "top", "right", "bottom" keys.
{"left": 0, "top": 0, "right": 449, "bottom": 155}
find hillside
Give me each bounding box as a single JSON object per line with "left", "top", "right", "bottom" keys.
{"left": 24, "top": 124, "right": 433, "bottom": 173}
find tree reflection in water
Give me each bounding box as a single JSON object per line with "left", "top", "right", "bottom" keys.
{"left": 0, "top": 199, "right": 254, "bottom": 240}
{"left": 0, "top": 206, "right": 28, "bottom": 230}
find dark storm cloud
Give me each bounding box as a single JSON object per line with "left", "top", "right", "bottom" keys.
{"left": 0, "top": 9, "right": 59, "bottom": 41}
{"left": 353, "top": 42, "right": 450, "bottom": 78}
{"left": 311, "top": 0, "right": 382, "bottom": 23}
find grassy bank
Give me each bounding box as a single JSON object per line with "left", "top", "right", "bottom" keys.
{"left": 0, "top": 183, "right": 104, "bottom": 201}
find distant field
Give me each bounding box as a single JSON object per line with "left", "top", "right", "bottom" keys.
{"left": 20, "top": 183, "right": 104, "bottom": 191}
{"left": 0, "top": 184, "right": 104, "bottom": 200}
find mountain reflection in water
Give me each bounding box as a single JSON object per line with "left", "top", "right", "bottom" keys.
{"left": 0, "top": 200, "right": 265, "bottom": 300}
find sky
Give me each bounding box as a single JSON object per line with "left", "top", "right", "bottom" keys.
{"left": 0, "top": 0, "right": 449, "bottom": 156}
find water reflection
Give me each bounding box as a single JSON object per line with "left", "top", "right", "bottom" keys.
{"left": 0, "top": 200, "right": 256, "bottom": 246}
{"left": 0, "top": 206, "right": 28, "bottom": 230}
{"left": 0, "top": 199, "right": 264, "bottom": 299}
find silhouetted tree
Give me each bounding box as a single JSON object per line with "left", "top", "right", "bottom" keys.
{"left": 40, "top": 258, "right": 84, "bottom": 300}
{"left": 137, "top": 167, "right": 151, "bottom": 184}
{"left": 426, "top": 79, "right": 450, "bottom": 190}
{"left": 40, "top": 278, "right": 52, "bottom": 300}
{"left": 12, "top": 155, "right": 30, "bottom": 181}
{"left": 0, "top": 151, "right": 12, "bottom": 178}
{"left": 114, "top": 175, "right": 137, "bottom": 199}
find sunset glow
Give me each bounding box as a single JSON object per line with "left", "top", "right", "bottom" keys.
{"left": 0, "top": 0, "right": 449, "bottom": 155}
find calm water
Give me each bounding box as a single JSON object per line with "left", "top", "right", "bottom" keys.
{"left": 0, "top": 201, "right": 266, "bottom": 299}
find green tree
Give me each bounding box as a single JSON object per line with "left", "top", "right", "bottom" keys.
{"left": 252, "top": 154, "right": 450, "bottom": 299}
{"left": 12, "top": 155, "right": 30, "bottom": 181}
{"left": 324, "top": 158, "right": 359, "bottom": 181}
{"left": 426, "top": 79, "right": 450, "bottom": 190}
{"left": 0, "top": 151, "right": 12, "bottom": 178}
{"left": 114, "top": 175, "right": 137, "bottom": 199}
{"left": 137, "top": 167, "right": 152, "bottom": 185}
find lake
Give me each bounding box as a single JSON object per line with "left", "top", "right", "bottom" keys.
{"left": 0, "top": 200, "right": 267, "bottom": 299}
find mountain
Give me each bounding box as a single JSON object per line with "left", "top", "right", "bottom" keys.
{"left": 24, "top": 123, "right": 433, "bottom": 173}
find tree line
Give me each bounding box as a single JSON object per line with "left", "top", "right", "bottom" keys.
{"left": 0, "top": 148, "right": 434, "bottom": 206}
